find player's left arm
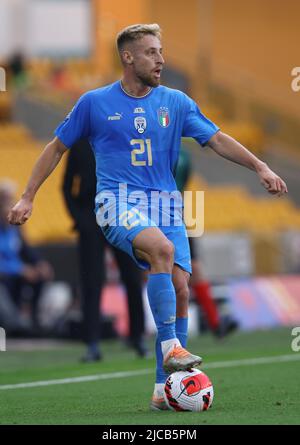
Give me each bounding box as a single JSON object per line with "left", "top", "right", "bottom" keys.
{"left": 207, "top": 131, "right": 288, "bottom": 196}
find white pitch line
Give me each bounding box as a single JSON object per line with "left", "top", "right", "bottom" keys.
{"left": 203, "top": 353, "right": 300, "bottom": 369}
{"left": 0, "top": 369, "right": 153, "bottom": 391}
{"left": 0, "top": 353, "right": 299, "bottom": 391}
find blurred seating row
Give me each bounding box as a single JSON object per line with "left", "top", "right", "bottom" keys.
{"left": 186, "top": 176, "right": 300, "bottom": 232}
{"left": 201, "top": 105, "right": 265, "bottom": 157}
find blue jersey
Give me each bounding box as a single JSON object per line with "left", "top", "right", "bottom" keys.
{"left": 55, "top": 81, "right": 219, "bottom": 202}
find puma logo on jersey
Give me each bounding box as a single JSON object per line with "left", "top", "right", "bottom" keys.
{"left": 108, "top": 112, "right": 123, "bottom": 121}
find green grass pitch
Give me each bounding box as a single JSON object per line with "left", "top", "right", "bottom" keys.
{"left": 0, "top": 327, "right": 299, "bottom": 425}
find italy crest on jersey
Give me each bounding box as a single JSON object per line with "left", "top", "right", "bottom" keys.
{"left": 157, "top": 107, "right": 170, "bottom": 128}
{"left": 134, "top": 116, "right": 147, "bottom": 134}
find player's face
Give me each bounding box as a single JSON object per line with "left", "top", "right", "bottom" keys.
{"left": 131, "top": 35, "right": 164, "bottom": 87}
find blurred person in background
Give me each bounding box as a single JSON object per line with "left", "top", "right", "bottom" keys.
{"left": 6, "top": 51, "right": 29, "bottom": 90}
{"left": 175, "top": 147, "right": 238, "bottom": 338}
{"left": 0, "top": 179, "right": 53, "bottom": 333}
{"left": 62, "top": 139, "right": 149, "bottom": 362}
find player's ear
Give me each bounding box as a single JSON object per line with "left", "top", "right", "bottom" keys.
{"left": 121, "top": 50, "right": 134, "bottom": 65}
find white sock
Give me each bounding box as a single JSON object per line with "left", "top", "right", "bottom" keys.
{"left": 161, "top": 338, "right": 181, "bottom": 358}
{"left": 153, "top": 383, "right": 165, "bottom": 398}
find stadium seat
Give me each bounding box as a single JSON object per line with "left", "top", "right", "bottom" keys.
{"left": 0, "top": 124, "right": 74, "bottom": 243}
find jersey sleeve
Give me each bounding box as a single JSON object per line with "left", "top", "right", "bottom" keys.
{"left": 182, "top": 95, "right": 220, "bottom": 146}
{"left": 54, "top": 92, "right": 91, "bottom": 148}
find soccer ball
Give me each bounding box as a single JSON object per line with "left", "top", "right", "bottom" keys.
{"left": 164, "top": 368, "right": 214, "bottom": 412}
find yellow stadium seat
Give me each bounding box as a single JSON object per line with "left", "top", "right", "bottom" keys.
{"left": 0, "top": 124, "right": 75, "bottom": 243}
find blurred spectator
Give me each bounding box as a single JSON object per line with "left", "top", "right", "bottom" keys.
{"left": 62, "top": 139, "right": 149, "bottom": 362}
{"left": 6, "top": 51, "right": 29, "bottom": 90}
{"left": 49, "top": 63, "right": 76, "bottom": 94}
{"left": 175, "top": 147, "right": 238, "bottom": 338}
{"left": 0, "top": 179, "right": 53, "bottom": 333}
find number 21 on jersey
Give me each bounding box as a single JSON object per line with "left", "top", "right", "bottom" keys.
{"left": 130, "top": 139, "right": 153, "bottom": 166}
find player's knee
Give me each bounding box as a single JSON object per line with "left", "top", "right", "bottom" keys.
{"left": 151, "top": 240, "right": 174, "bottom": 266}
{"left": 158, "top": 240, "right": 174, "bottom": 264}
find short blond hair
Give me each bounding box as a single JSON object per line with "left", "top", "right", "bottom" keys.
{"left": 116, "top": 23, "right": 161, "bottom": 52}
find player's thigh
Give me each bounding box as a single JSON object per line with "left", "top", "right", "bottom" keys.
{"left": 160, "top": 224, "right": 192, "bottom": 275}
{"left": 132, "top": 226, "right": 174, "bottom": 264}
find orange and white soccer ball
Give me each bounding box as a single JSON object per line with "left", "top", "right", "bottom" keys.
{"left": 164, "top": 368, "right": 214, "bottom": 412}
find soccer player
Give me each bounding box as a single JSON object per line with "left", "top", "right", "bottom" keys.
{"left": 8, "top": 24, "right": 287, "bottom": 411}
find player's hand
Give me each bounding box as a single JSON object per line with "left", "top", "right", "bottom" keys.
{"left": 36, "top": 261, "right": 54, "bottom": 281}
{"left": 257, "top": 164, "right": 288, "bottom": 196}
{"left": 22, "top": 264, "right": 40, "bottom": 283}
{"left": 7, "top": 198, "right": 33, "bottom": 225}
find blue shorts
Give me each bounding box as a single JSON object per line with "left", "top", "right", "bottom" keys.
{"left": 96, "top": 204, "right": 192, "bottom": 274}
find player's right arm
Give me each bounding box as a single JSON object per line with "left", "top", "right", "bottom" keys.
{"left": 8, "top": 137, "right": 68, "bottom": 225}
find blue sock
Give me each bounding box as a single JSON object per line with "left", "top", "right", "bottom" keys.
{"left": 147, "top": 273, "right": 177, "bottom": 341}
{"left": 176, "top": 317, "right": 188, "bottom": 348}
{"left": 147, "top": 273, "right": 177, "bottom": 384}
{"left": 155, "top": 337, "right": 168, "bottom": 383}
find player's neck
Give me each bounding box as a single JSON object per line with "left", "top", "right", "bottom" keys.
{"left": 120, "top": 77, "right": 152, "bottom": 98}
